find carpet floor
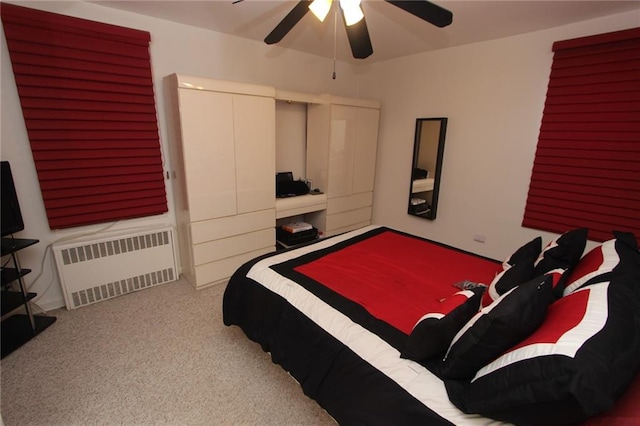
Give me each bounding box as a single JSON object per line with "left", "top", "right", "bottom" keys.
{"left": 1, "top": 278, "right": 335, "bottom": 425}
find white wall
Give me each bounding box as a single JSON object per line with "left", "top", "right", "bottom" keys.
{"left": 0, "top": 1, "right": 364, "bottom": 310}
{"left": 364, "top": 9, "right": 639, "bottom": 262}
{"left": 276, "top": 102, "right": 308, "bottom": 180}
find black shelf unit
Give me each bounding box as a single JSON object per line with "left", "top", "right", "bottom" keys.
{"left": 1, "top": 237, "right": 56, "bottom": 359}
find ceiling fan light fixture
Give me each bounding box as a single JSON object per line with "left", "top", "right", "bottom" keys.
{"left": 309, "top": 0, "right": 332, "bottom": 22}
{"left": 339, "top": 0, "right": 364, "bottom": 26}
{"left": 265, "top": 0, "right": 451, "bottom": 60}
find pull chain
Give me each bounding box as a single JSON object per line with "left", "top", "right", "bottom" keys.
{"left": 332, "top": 11, "right": 337, "bottom": 80}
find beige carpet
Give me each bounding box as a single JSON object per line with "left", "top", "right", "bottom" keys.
{"left": 0, "top": 278, "right": 335, "bottom": 425}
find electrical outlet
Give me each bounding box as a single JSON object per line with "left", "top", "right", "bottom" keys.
{"left": 473, "top": 234, "right": 486, "bottom": 243}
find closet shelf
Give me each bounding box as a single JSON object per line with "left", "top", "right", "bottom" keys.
{"left": 276, "top": 194, "right": 327, "bottom": 219}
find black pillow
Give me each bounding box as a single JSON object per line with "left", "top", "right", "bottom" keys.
{"left": 440, "top": 274, "right": 554, "bottom": 380}
{"left": 401, "top": 287, "right": 484, "bottom": 361}
{"left": 503, "top": 236, "right": 542, "bottom": 269}
{"left": 534, "top": 228, "right": 588, "bottom": 275}
{"left": 481, "top": 257, "right": 535, "bottom": 307}
{"left": 534, "top": 228, "right": 588, "bottom": 297}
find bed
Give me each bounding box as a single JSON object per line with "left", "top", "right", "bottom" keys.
{"left": 223, "top": 225, "right": 640, "bottom": 425}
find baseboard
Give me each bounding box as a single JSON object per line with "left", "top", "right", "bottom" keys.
{"left": 35, "top": 297, "right": 65, "bottom": 313}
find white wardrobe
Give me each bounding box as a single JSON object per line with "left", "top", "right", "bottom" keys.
{"left": 166, "top": 74, "right": 380, "bottom": 289}
{"left": 166, "top": 74, "right": 276, "bottom": 289}
{"left": 306, "top": 96, "right": 381, "bottom": 237}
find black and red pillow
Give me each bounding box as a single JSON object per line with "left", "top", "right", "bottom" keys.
{"left": 445, "top": 267, "right": 640, "bottom": 426}
{"left": 563, "top": 231, "right": 640, "bottom": 296}
{"left": 401, "top": 287, "right": 484, "bottom": 361}
{"left": 439, "top": 274, "right": 554, "bottom": 380}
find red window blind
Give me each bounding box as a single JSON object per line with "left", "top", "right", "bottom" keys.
{"left": 1, "top": 3, "right": 167, "bottom": 229}
{"left": 523, "top": 27, "right": 640, "bottom": 243}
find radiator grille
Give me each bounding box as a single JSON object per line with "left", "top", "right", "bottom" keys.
{"left": 70, "top": 268, "right": 175, "bottom": 307}
{"left": 59, "top": 231, "right": 171, "bottom": 265}
{"left": 53, "top": 227, "right": 178, "bottom": 310}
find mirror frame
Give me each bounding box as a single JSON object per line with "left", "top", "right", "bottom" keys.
{"left": 407, "top": 117, "right": 448, "bottom": 220}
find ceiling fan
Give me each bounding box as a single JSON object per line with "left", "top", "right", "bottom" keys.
{"left": 263, "top": 0, "right": 453, "bottom": 59}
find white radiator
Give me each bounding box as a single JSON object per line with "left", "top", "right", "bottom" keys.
{"left": 53, "top": 226, "right": 179, "bottom": 310}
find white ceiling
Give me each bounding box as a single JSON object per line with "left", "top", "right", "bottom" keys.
{"left": 93, "top": 0, "right": 640, "bottom": 63}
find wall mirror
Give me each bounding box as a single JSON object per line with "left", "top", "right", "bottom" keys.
{"left": 407, "top": 117, "right": 448, "bottom": 220}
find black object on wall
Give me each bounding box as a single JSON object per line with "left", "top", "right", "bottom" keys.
{"left": 1, "top": 161, "right": 25, "bottom": 237}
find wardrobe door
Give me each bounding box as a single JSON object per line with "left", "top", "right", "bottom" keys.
{"left": 327, "top": 104, "right": 357, "bottom": 198}
{"left": 352, "top": 106, "right": 380, "bottom": 194}
{"left": 177, "top": 89, "right": 237, "bottom": 221}
{"left": 233, "top": 94, "right": 276, "bottom": 214}
{"left": 326, "top": 104, "right": 380, "bottom": 198}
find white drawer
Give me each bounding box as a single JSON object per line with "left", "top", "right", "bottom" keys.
{"left": 326, "top": 206, "right": 372, "bottom": 232}
{"left": 189, "top": 209, "right": 275, "bottom": 245}
{"left": 325, "top": 221, "right": 372, "bottom": 238}
{"left": 192, "top": 228, "right": 274, "bottom": 265}
{"left": 193, "top": 247, "right": 275, "bottom": 289}
{"left": 327, "top": 192, "right": 372, "bottom": 214}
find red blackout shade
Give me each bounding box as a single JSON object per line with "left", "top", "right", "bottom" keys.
{"left": 523, "top": 27, "right": 640, "bottom": 243}
{"left": 1, "top": 3, "right": 167, "bottom": 229}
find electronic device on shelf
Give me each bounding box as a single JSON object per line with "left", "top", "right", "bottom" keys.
{"left": 276, "top": 171, "right": 310, "bottom": 198}
{"left": 277, "top": 221, "right": 318, "bottom": 247}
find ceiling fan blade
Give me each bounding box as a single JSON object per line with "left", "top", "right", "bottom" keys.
{"left": 342, "top": 15, "right": 373, "bottom": 59}
{"left": 385, "top": 0, "right": 453, "bottom": 28}
{"left": 265, "top": 0, "right": 313, "bottom": 45}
